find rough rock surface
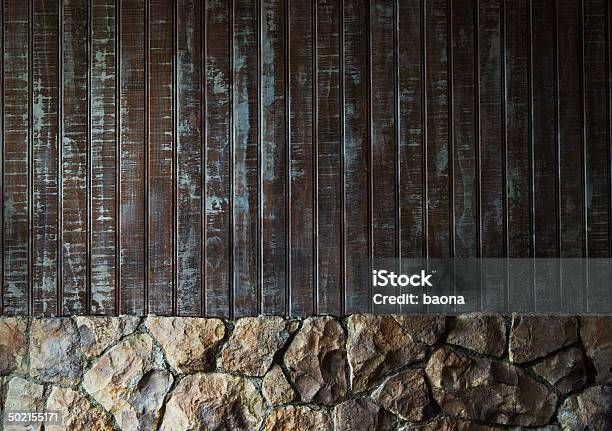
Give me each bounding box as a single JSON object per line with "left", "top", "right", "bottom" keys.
{"left": 29, "top": 318, "right": 82, "bottom": 385}
{"left": 557, "top": 385, "right": 612, "bottom": 431}
{"left": 263, "top": 406, "right": 332, "bottom": 431}
{"left": 531, "top": 348, "right": 587, "bottom": 395}
{"left": 83, "top": 333, "right": 173, "bottom": 431}
{"left": 75, "top": 316, "right": 139, "bottom": 359}
{"left": 334, "top": 398, "right": 391, "bottom": 431}
{"left": 46, "top": 386, "right": 114, "bottom": 431}
{"left": 220, "top": 316, "right": 289, "bottom": 376}
{"left": 447, "top": 313, "right": 506, "bottom": 357}
{"left": 262, "top": 364, "right": 295, "bottom": 406}
{"left": 145, "top": 316, "right": 225, "bottom": 373}
{"left": 393, "top": 315, "right": 446, "bottom": 345}
{"left": 284, "top": 316, "right": 347, "bottom": 405}
{"left": 509, "top": 316, "right": 578, "bottom": 363}
{"left": 3, "top": 377, "right": 45, "bottom": 431}
{"left": 347, "top": 314, "right": 426, "bottom": 392}
{"left": 405, "top": 417, "right": 502, "bottom": 431}
{"left": 0, "top": 317, "right": 27, "bottom": 375}
{"left": 426, "top": 346, "right": 557, "bottom": 426}
{"left": 579, "top": 316, "right": 612, "bottom": 384}
{"left": 160, "top": 372, "right": 264, "bottom": 431}
{"left": 372, "top": 369, "right": 432, "bottom": 421}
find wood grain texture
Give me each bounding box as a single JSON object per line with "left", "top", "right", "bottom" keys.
{"left": 176, "top": 0, "right": 202, "bottom": 316}
{"left": 61, "top": 0, "right": 88, "bottom": 314}
{"left": 32, "top": 0, "right": 59, "bottom": 316}
{"left": 260, "top": 0, "right": 287, "bottom": 315}
{"left": 147, "top": 0, "right": 174, "bottom": 315}
{"left": 232, "top": 0, "right": 259, "bottom": 318}
{"left": 205, "top": 0, "right": 231, "bottom": 318}
{"left": 119, "top": 0, "right": 145, "bottom": 314}
{"left": 315, "top": 0, "right": 342, "bottom": 316}
{"left": 3, "top": 0, "right": 30, "bottom": 315}
{"left": 90, "top": 0, "right": 116, "bottom": 315}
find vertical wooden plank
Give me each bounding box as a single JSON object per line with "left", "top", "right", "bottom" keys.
{"left": 478, "top": 0, "right": 503, "bottom": 258}
{"left": 205, "top": 0, "right": 231, "bottom": 318}
{"left": 3, "top": 0, "right": 30, "bottom": 315}
{"left": 233, "top": 0, "right": 259, "bottom": 317}
{"left": 32, "top": 0, "right": 59, "bottom": 316}
{"left": 260, "top": 0, "right": 287, "bottom": 315}
{"left": 370, "top": 0, "right": 397, "bottom": 314}
{"left": 288, "top": 0, "right": 314, "bottom": 317}
{"left": 90, "top": 0, "right": 116, "bottom": 315}
{"left": 147, "top": 0, "right": 174, "bottom": 315}
{"left": 398, "top": 0, "right": 423, "bottom": 259}
{"left": 0, "top": 0, "right": 3, "bottom": 315}
{"left": 452, "top": 0, "right": 477, "bottom": 257}
{"left": 532, "top": 0, "right": 558, "bottom": 258}
{"left": 61, "top": 0, "right": 88, "bottom": 314}
{"left": 119, "top": 0, "right": 145, "bottom": 315}
{"left": 316, "top": 0, "right": 341, "bottom": 315}
{"left": 343, "top": 0, "right": 369, "bottom": 314}
{"left": 425, "top": 0, "right": 449, "bottom": 258}
{"left": 557, "top": 0, "right": 584, "bottom": 258}
{"left": 176, "top": 0, "right": 202, "bottom": 316}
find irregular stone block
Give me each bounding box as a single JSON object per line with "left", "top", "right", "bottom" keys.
{"left": 74, "top": 315, "right": 139, "bottom": 359}
{"left": 404, "top": 417, "right": 501, "bottom": 431}
{"left": 531, "top": 348, "right": 587, "bottom": 395}
{"left": 335, "top": 398, "right": 391, "bottom": 431}
{"left": 393, "top": 315, "right": 446, "bottom": 345}
{"left": 262, "top": 364, "right": 295, "bottom": 406}
{"left": 0, "top": 317, "right": 28, "bottom": 375}
{"left": 160, "top": 372, "right": 264, "bottom": 431}
{"left": 45, "top": 386, "right": 114, "bottom": 431}
{"left": 558, "top": 386, "right": 612, "bottom": 431}
{"left": 347, "top": 314, "right": 426, "bottom": 392}
{"left": 220, "top": 316, "right": 290, "bottom": 376}
{"left": 579, "top": 316, "right": 612, "bottom": 384}
{"left": 2, "top": 377, "right": 45, "bottom": 431}
{"left": 426, "top": 346, "right": 557, "bottom": 426}
{"left": 284, "top": 316, "right": 347, "bottom": 405}
{"left": 83, "top": 333, "right": 173, "bottom": 431}
{"left": 145, "top": 316, "right": 225, "bottom": 373}
{"left": 447, "top": 312, "right": 506, "bottom": 357}
{"left": 263, "top": 406, "right": 332, "bottom": 431}
{"left": 29, "top": 318, "right": 82, "bottom": 385}
{"left": 509, "top": 316, "right": 578, "bottom": 363}
{"left": 371, "top": 369, "right": 432, "bottom": 421}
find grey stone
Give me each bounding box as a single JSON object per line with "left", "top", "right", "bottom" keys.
{"left": 447, "top": 312, "right": 506, "bottom": 357}
{"left": 531, "top": 348, "right": 587, "bottom": 395}
{"left": 558, "top": 385, "right": 612, "bottom": 431}
{"left": 2, "top": 377, "right": 45, "bottom": 431}
{"left": 335, "top": 398, "right": 391, "bottom": 431}
{"left": 371, "top": 369, "right": 432, "bottom": 421}
{"left": 509, "top": 316, "right": 578, "bottom": 363}
{"left": 393, "top": 315, "right": 446, "bottom": 345}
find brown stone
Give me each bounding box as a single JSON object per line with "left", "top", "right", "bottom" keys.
{"left": 558, "top": 385, "right": 612, "bottom": 431}
{"left": 426, "top": 346, "right": 557, "bottom": 426}
{"left": 75, "top": 315, "right": 139, "bottom": 359}
{"left": 2, "top": 377, "right": 45, "bottom": 431}
{"left": 284, "top": 316, "right": 347, "bottom": 405}
{"left": 531, "top": 348, "right": 587, "bottom": 395}
{"left": 447, "top": 312, "right": 506, "bottom": 357}
{"left": 579, "top": 316, "right": 612, "bottom": 384}
{"left": 220, "top": 316, "right": 289, "bottom": 376}
{"left": 509, "top": 316, "right": 578, "bottom": 363}
{"left": 45, "top": 386, "right": 114, "bottom": 431}
{"left": 263, "top": 406, "right": 332, "bottom": 431}
{"left": 145, "top": 316, "right": 225, "bottom": 373}
{"left": 29, "top": 318, "right": 82, "bottom": 385}
{"left": 393, "top": 315, "right": 446, "bottom": 345}
{"left": 160, "top": 372, "right": 264, "bottom": 431}
{"left": 335, "top": 398, "right": 391, "bottom": 431}
{"left": 0, "top": 317, "right": 27, "bottom": 375}
{"left": 405, "top": 417, "right": 501, "bottom": 431}
{"left": 262, "top": 364, "right": 295, "bottom": 406}
{"left": 83, "top": 333, "right": 173, "bottom": 431}
{"left": 347, "top": 314, "right": 426, "bottom": 392}
{"left": 371, "top": 369, "right": 432, "bottom": 421}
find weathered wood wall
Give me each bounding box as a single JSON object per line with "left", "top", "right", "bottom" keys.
{"left": 1, "top": 0, "right": 611, "bottom": 317}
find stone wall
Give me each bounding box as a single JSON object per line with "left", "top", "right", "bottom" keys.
{"left": 0, "top": 314, "right": 611, "bottom": 430}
